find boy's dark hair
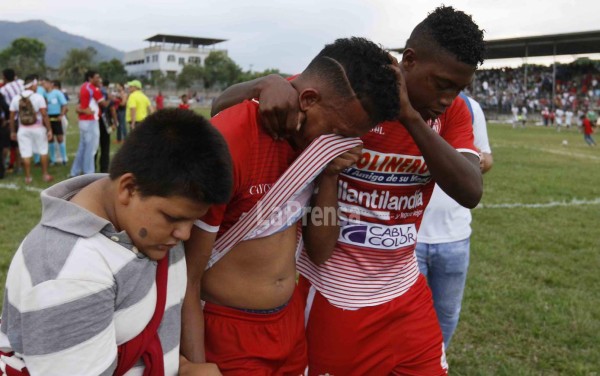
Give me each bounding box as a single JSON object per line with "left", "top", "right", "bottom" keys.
{"left": 24, "top": 74, "right": 37, "bottom": 84}
{"left": 303, "top": 37, "right": 400, "bottom": 126}
{"left": 406, "top": 5, "right": 485, "bottom": 67}
{"left": 109, "top": 109, "right": 233, "bottom": 204}
{"left": 84, "top": 70, "right": 97, "bottom": 82}
{"left": 2, "top": 69, "right": 15, "bottom": 82}
{"left": 52, "top": 80, "right": 62, "bottom": 89}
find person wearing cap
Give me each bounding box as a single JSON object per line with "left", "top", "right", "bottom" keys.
{"left": 126, "top": 80, "right": 153, "bottom": 130}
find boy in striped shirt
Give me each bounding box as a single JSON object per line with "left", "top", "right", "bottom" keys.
{"left": 0, "top": 109, "right": 232, "bottom": 375}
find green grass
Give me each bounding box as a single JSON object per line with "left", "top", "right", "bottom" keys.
{"left": 0, "top": 116, "right": 599, "bottom": 374}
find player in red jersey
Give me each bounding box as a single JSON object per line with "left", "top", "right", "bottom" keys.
{"left": 211, "top": 6, "right": 486, "bottom": 375}
{"left": 181, "top": 37, "right": 402, "bottom": 375}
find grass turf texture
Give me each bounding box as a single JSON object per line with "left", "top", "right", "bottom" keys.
{"left": 0, "top": 113, "right": 598, "bottom": 374}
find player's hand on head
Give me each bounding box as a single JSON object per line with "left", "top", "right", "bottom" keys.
{"left": 257, "top": 74, "right": 300, "bottom": 140}
{"left": 324, "top": 145, "right": 363, "bottom": 176}
{"left": 389, "top": 64, "right": 420, "bottom": 124}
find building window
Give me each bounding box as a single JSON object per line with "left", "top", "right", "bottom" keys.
{"left": 167, "top": 54, "right": 175, "bottom": 62}
{"left": 188, "top": 56, "right": 201, "bottom": 65}
{"left": 146, "top": 56, "right": 150, "bottom": 63}
{"left": 152, "top": 54, "right": 158, "bottom": 62}
{"left": 178, "top": 57, "right": 185, "bottom": 66}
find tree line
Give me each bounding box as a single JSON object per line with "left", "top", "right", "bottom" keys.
{"left": 0, "top": 37, "right": 285, "bottom": 89}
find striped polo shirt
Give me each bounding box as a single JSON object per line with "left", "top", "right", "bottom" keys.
{"left": 0, "top": 174, "right": 186, "bottom": 375}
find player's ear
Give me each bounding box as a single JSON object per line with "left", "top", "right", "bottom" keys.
{"left": 298, "top": 88, "right": 320, "bottom": 111}
{"left": 402, "top": 48, "right": 417, "bottom": 72}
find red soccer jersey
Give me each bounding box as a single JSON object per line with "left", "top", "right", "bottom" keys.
{"left": 178, "top": 103, "right": 190, "bottom": 110}
{"left": 78, "top": 82, "right": 104, "bottom": 121}
{"left": 583, "top": 118, "right": 594, "bottom": 135}
{"left": 156, "top": 95, "right": 164, "bottom": 110}
{"left": 197, "top": 100, "right": 299, "bottom": 237}
{"left": 297, "top": 95, "right": 477, "bottom": 309}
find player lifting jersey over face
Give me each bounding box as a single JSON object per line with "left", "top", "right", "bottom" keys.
{"left": 181, "top": 37, "right": 402, "bottom": 375}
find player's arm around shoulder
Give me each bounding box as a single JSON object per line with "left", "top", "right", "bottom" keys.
{"left": 180, "top": 226, "right": 221, "bottom": 372}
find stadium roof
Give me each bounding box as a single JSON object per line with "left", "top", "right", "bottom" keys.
{"left": 145, "top": 34, "right": 227, "bottom": 46}
{"left": 389, "top": 30, "right": 600, "bottom": 60}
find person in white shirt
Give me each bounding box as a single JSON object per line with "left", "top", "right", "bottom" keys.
{"left": 416, "top": 93, "right": 493, "bottom": 349}
{"left": 8, "top": 75, "right": 53, "bottom": 184}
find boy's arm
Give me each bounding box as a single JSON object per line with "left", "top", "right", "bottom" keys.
{"left": 303, "top": 146, "right": 362, "bottom": 265}
{"left": 39, "top": 107, "right": 53, "bottom": 140}
{"left": 181, "top": 227, "right": 218, "bottom": 365}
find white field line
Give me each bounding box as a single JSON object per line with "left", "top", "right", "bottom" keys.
{"left": 1, "top": 182, "right": 599, "bottom": 211}
{"left": 0, "top": 183, "right": 43, "bottom": 193}
{"left": 493, "top": 143, "right": 600, "bottom": 161}
{"left": 476, "top": 197, "right": 600, "bottom": 209}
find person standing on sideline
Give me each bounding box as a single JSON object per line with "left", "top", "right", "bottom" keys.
{"left": 0, "top": 91, "right": 10, "bottom": 178}
{"left": 581, "top": 114, "right": 596, "bottom": 146}
{"left": 211, "top": 6, "right": 486, "bottom": 374}
{"left": 44, "top": 80, "right": 68, "bottom": 165}
{"left": 126, "top": 80, "right": 153, "bottom": 130}
{"left": 70, "top": 70, "right": 107, "bottom": 176}
{"left": 0, "top": 68, "right": 24, "bottom": 172}
{"left": 155, "top": 90, "right": 164, "bottom": 110}
{"left": 114, "top": 82, "right": 128, "bottom": 143}
{"left": 416, "top": 93, "right": 493, "bottom": 350}
{"left": 95, "top": 79, "right": 116, "bottom": 173}
{"left": 8, "top": 75, "right": 53, "bottom": 184}
{"left": 178, "top": 94, "right": 190, "bottom": 110}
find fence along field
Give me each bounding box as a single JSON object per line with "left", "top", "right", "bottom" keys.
{"left": 0, "top": 110, "right": 598, "bottom": 374}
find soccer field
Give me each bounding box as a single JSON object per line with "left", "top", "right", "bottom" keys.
{"left": 0, "top": 110, "right": 598, "bottom": 374}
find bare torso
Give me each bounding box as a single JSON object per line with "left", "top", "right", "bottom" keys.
{"left": 201, "top": 225, "right": 298, "bottom": 310}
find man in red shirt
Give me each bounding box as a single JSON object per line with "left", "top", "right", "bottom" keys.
{"left": 70, "top": 70, "right": 107, "bottom": 176}
{"left": 155, "top": 91, "right": 164, "bottom": 110}
{"left": 581, "top": 114, "right": 596, "bottom": 146}
{"left": 211, "top": 6, "right": 485, "bottom": 375}
{"left": 181, "top": 37, "right": 401, "bottom": 375}
{"left": 178, "top": 94, "right": 190, "bottom": 110}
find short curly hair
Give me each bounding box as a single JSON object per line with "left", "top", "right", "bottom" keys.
{"left": 110, "top": 109, "right": 233, "bottom": 204}
{"left": 406, "top": 5, "right": 485, "bottom": 67}
{"left": 304, "top": 37, "right": 400, "bottom": 125}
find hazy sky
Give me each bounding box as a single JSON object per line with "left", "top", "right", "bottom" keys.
{"left": 3, "top": 0, "right": 600, "bottom": 73}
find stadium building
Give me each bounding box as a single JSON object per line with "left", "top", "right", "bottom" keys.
{"left": 123, "top": 34, "right": 227, "bottom": 78}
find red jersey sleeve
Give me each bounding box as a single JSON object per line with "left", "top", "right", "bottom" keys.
{"left": 438, "top": 96, "right": 478, "bottom": 156}
{"left": 195, "top": 101, "right": 258, "bottom": 232}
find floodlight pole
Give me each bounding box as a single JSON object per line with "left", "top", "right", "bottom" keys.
{"left": 524, "top": 44, "right": 528, "bottom": 96}
{"left": 552, "top": 42, "right": 557, "bottom": 112}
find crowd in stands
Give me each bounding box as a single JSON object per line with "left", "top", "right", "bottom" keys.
{"left": 467, "top": 61, "right": 600, "bottom": 122}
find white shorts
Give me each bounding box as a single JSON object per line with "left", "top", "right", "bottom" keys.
{"left": 17, "top": 126, "right": 48, "bottom": 158}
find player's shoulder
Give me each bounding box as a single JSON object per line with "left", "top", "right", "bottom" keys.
{"left": 211, "top": 100, "right": 260, "bottom": 156}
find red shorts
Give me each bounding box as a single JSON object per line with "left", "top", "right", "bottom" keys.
{"left": 204, "top": 287, "right": 307, "bottom": 375}
{"left": 298, "top": 274, "right": 447, "bottom": 376}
